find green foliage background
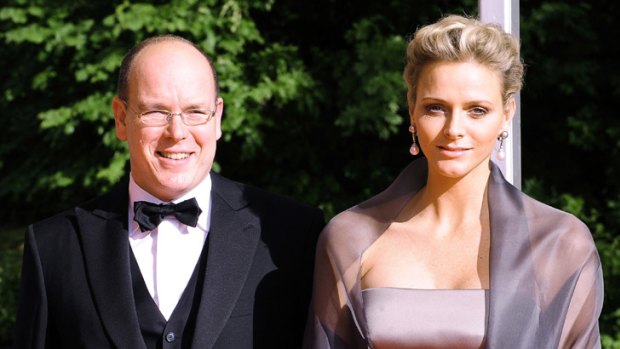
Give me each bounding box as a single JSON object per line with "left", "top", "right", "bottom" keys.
{"left": 1, "top": 0, "right": 619, "bottom": 346}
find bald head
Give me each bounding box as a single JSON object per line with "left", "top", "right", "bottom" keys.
{"left": 116, "top": 35, "right": 219, "bottom": 102}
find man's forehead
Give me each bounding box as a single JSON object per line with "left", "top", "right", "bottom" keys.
{"left": 127, "top": 41, "right": 215, "bottom": 94}
{"left": 133, "top": 40, "right": 207, "bottom": 69}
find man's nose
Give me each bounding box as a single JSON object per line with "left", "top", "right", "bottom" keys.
{"left": 164, "top": 113, "right": 189, "bottom": 140}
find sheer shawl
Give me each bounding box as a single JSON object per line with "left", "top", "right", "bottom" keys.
{"left": 304, "top": 159, "right": 603, "bottom": 349}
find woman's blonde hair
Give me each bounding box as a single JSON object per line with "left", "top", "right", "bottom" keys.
{"left": 403, "top": 15, "right": 524, "bottom": 104}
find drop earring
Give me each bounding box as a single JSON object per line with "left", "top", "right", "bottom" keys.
{"left": 409, "top": 125, "right": 420, "bottom": 156}
{"left": 496, "top": 130, "right": 509, "bottom": 160}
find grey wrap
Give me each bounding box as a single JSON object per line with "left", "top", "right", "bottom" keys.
{"left": 304, "top": 159, "right": 603, "bottom": 349}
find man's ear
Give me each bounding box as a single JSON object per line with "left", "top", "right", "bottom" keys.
{"left": 112, "top": 96, "right": 128, "bottom": 141}
{"left": 214, "top": 97, "right": 224, "bottom": 141}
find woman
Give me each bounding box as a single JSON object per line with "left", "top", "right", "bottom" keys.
{"left": 304, "top": 15, "right": 603, "bottom": 349}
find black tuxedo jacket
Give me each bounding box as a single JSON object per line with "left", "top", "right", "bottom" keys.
{"left": 14, "top": 173, "right": 325, "bottom": 348}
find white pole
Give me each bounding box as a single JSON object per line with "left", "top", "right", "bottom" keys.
{"left": 479, "top": 0, "right": 521, "bottom": 188}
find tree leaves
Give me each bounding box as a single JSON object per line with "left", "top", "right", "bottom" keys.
{"left": 0, "top": 0, "right": 312, "bottom": 221}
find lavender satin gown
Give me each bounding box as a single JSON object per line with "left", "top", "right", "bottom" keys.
{"left": 362, "top": 288, "right": 488, "bottom": 349}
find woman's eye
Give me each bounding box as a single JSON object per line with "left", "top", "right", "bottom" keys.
{"left": 425, "top": 105, "right": 444, "bottom": 114}
{"left": 469, "top": 107, "right": 488, "bottom": 117}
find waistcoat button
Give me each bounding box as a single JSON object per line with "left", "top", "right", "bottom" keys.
{"left": 165, "top": 332, "right": 176, "bottom": 343}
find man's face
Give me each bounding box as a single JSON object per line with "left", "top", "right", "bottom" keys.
{"left": 113, "top": 40, "right": 222, "bottom": 201}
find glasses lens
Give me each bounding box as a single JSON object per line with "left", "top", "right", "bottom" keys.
{"left": 183, "top": 110, "right": 212, "bottom": 126}
{"left": 140, "top": 111, "right": 169, "bottom": 126}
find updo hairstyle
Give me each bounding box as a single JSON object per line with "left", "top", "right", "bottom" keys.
{"left": 403, "top": 15, "right": 524, "bottom": 105}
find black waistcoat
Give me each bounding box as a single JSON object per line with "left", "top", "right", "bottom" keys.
{"left": 129, "top": 239, "right": 209, "bottom": 349}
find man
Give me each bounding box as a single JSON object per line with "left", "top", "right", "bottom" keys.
{"left": 14, "top": 35, "right": 325, "bottom": 348}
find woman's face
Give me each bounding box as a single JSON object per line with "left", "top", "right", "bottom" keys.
{"left": 410, "top": 61, "right": 515, "bottom": 179}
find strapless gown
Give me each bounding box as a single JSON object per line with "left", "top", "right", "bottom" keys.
{"left": 362, "top": 288, "right": 488, "bottom": 349}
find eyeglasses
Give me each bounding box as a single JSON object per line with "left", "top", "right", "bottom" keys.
{"left": 122, "top": 101, "right": 216, "bottom": 127}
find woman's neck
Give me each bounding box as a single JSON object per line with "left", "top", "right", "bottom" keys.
{"left": 409, "top": 161, "right": 491, "bottom": 236}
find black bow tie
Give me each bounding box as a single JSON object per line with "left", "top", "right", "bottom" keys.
{"left": 133, "top": 198, "right": 202, "bottom": 232}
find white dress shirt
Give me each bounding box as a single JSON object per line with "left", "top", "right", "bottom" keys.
{"left": 127, "top": 174, "right": 212, "bottom": 320}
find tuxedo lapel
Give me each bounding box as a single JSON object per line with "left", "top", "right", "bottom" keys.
{"left": 192, "top": 174, "right": 261, "bottom": 348}
{"left": 75, "top": 183, "right": 147, "bottom": 349}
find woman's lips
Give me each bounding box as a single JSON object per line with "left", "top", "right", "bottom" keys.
{"left": 437, "top": 146, "right": 471, "bottom": 157}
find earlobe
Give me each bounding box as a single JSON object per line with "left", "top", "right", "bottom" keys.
{"left": 112, "top": 97, "right": 128, "bottom": 141}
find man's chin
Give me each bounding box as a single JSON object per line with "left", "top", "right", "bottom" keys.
{"left": 157, "top": 174, "right": 204, "bottom": 197}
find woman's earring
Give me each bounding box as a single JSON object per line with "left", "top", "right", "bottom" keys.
{"left": 409, "top": 125, "right": 420, "bottom": 156}
{"left": 496, "top": 130, "right": 509, "bottom": 160}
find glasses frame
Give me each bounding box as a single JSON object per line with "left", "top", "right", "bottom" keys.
{"left": 121, "top": 100, "right": 217, "bottom": 127}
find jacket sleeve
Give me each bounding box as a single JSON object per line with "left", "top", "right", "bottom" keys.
{"left": 13, "top": 226, "right": 48, "bottom": 349}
